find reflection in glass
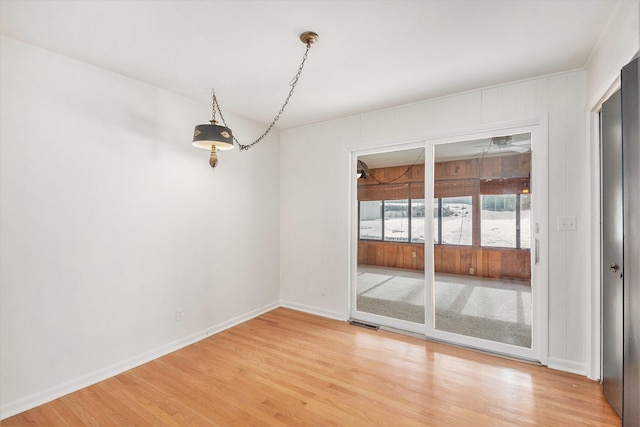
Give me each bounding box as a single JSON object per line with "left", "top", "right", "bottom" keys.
{"left": 411, "top": 199, "right": 425, "bottom": 243}
{"left": 520, "top": 194, "right": 531, "bottom": 249}
{"left": 359, "top": 200, "right": 382, "bottom": 240}
{"left": 441, "top": 197, "right": 473, "bottom": 246}
{"left": 384, "top": 200, "right": 409, "bottom": 242}
{"left": 480, "top": 194, "right": 531, "bottom": 249}
{"left": 481, "top": 195, "right": 517, "bottom": 248}
{"left": 433, "top": 198, "right": 439, "bottom": 244}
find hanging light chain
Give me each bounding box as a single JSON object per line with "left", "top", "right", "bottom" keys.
{"left": 212, "top": 41, "right": 313, "bottom": 151}
{"left": 211, "top": 89, "right": 217, "bottom": 123}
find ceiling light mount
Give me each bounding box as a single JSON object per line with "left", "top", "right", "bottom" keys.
{"left": 300, "top": 31, "right": 319, "bottom": 45}
{"left": 192, "top": 31, "right": 319, "bottom": 169}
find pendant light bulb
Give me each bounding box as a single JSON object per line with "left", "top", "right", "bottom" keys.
{"left": 209, "top": 146, "right": 219, "bottom": 168}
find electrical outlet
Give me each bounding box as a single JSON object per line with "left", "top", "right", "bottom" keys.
{"left": 557, "top": 216, "right": 577, "bottom": 231}
{"left": 321, "top": 286, "right": 327, "bottom": 296}
{"left": 176, "top": 308, "right": 184, "bottom": 322}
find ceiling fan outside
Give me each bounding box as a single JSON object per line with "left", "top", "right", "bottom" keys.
{"left": 473, "top": 134, "right": 531, "bottom": 154}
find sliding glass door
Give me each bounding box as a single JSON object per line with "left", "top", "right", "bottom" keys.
{"left": 351, "top": 125, "right": 547, "bottom": 362}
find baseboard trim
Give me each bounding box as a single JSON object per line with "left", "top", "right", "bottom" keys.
{"left": 4, "top": 301, "right": 585, "bottom": 420}
{"left": 0, "top": 302, "right": 279, "bottom": 420}
{"left": 547, "top": 357, "right": 587, "bottom": 376}
{"left": 279, "top": 300, "right": 347, "bottom": 321}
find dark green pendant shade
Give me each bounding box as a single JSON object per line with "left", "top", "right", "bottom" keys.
{"left": 192, "top": 123, "right": 234, "bottom": 151}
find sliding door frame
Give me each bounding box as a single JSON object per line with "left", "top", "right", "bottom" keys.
{"left": 349, "top": 118, "right": 548, "bottom": 364}
{"left": 349, "top": 140, "right": 428, "bottom": 335}
{"left": 423, "top": 120, "right": 548, "bottom": 363}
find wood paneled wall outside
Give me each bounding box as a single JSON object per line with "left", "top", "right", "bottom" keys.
{"left": 358, "top": 152, "right": 530, "bottom": 188}
{"left": 434, "top": 245, "right": 531, "bottom": 280}
{"left": 1, "top": 308, "right": 620, "bottom": 426}
{"left": 358, "top": 241, "right": 425, "bottom": 271}
{"left": 359, "top": 163, "right": 425, "bottom": 186}
{"left": 358, "top": 153, "right": 531, "bottom": 279}
{"left": 432, "top": 152, "right": 531, "bottom": 182}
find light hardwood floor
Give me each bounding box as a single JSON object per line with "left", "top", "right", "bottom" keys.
{"left": 2, "top": 308, "right": 620, "bottom": 426}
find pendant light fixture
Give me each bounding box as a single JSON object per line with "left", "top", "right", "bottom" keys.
{"left": 192, "top": 31, "right": 319, "bottom": 169}
{"left": 357, "top": 160, "right": 371, "bottom": 179}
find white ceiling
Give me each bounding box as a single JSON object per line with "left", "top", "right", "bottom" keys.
{"left": 0, "top": 0, "right": 619, "bottom": 130}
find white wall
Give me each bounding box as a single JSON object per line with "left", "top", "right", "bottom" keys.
{"left": 280, "top": 71, "right": 591, "bottom": 373}
{"left": 586, "top": 0, "right": 640, "bottom": 109}
{"left": 0, "top": 36, "right": 280, "bottom": 418}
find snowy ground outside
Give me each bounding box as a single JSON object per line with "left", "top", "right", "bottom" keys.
{"left": 360, "top": 212, "right": 531, "bottom": 248}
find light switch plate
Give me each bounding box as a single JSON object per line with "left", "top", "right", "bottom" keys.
{"left": 557, "top": 216, "right": 577, "bottom": 231}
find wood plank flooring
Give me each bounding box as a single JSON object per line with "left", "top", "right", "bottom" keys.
{"left": 2, "top": 308, "right": 620, "bottom": 426}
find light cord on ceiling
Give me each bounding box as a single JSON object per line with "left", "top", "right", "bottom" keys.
{"left": 365, "top": 150, "right": 425, "bottom": 185}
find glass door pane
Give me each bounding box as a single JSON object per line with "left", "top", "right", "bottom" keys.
{"left": 432, "top": 134, "right": 533, "bottom": 349}
{"left": 354, "top": 147, "right": 425, "bottom": 331}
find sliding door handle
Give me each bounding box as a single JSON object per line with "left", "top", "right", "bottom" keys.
{"left": 535, "top": 238, "right": 540, "bottom": 264}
